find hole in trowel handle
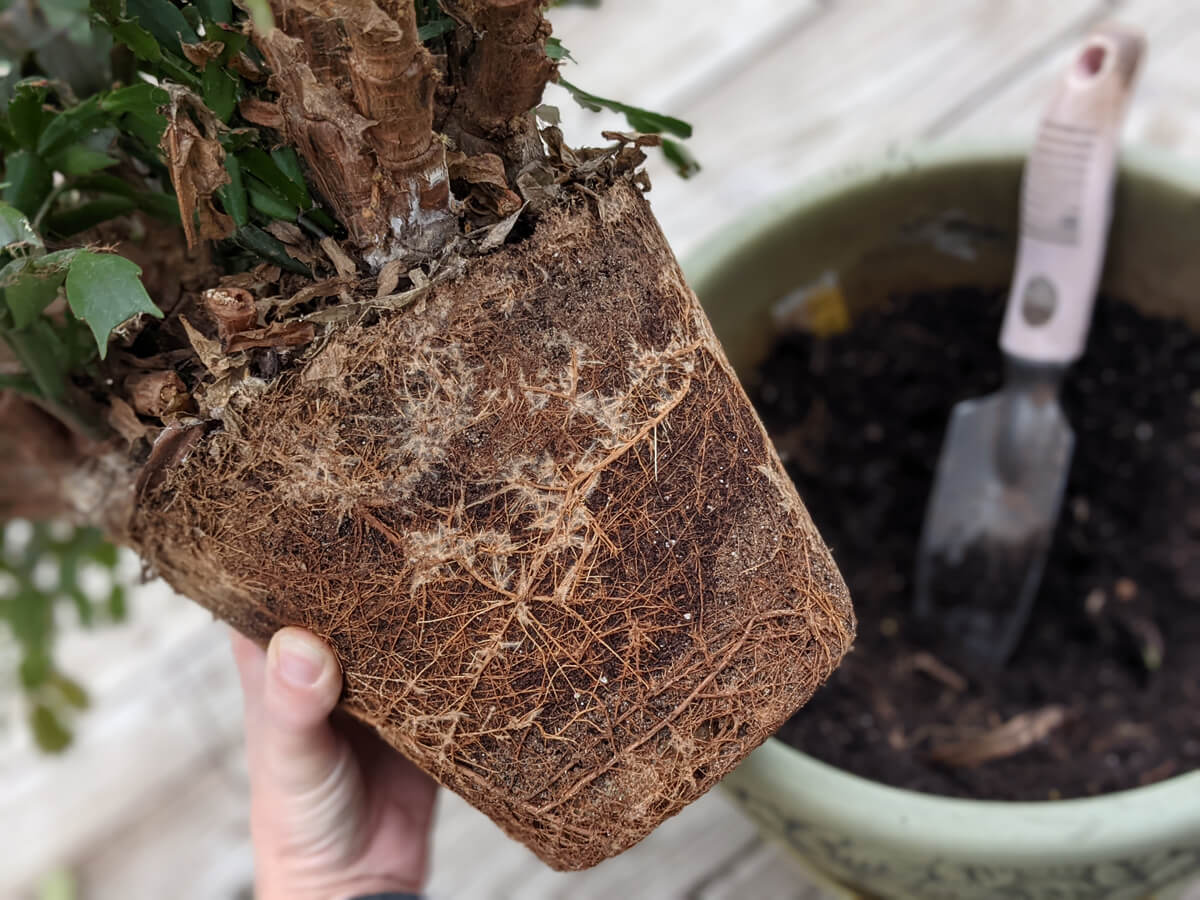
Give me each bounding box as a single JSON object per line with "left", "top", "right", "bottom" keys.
{"left": 1077, "top": 41, "right": 1109, "bottom": 78}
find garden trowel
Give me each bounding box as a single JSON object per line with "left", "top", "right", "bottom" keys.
{"left": 913, "top": 25, "right": 1145, "bottom": 666}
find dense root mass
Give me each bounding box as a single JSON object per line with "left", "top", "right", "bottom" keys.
{"left": 127, "top": 180, "right": 854, "bottom": 868}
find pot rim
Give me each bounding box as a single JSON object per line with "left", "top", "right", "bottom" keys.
{"left": 685, "top": 139, "right": 1200, "bottom": 854}
{"left": 684, "top": 138, "right": 1200, "bottom": 296}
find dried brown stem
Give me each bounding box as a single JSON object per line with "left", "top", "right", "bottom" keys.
{"left": 442, "top": 0, "right": 554, "bottom": 166}
{"left": 257, "top": 0, "right": 453, "bottom": 263}
{"left": 927, "top": 706, "right": 1069, "bottom": 768}
{"left": 278, "top": 7, "right": 355, "bottom": 101}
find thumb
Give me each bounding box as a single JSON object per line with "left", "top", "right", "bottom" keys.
{"left": 235, "top": 627, "right": 368, "bottom": 866}
{"left": 261, "top": 628, "right": 344, "bottom": 789}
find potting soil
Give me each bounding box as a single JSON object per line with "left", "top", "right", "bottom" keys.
{"left": 761, "top": 286, "right": 1200, "bottom": 800}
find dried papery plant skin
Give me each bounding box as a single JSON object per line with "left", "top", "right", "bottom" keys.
{"left": 126, "top": 180, "right": 855, "bottom": 869}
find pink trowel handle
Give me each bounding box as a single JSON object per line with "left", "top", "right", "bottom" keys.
{"left": 999, "top": 23, "right": 1145, "bottom": 366}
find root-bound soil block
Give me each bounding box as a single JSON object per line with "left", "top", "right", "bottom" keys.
{"left": 126, "top": 180, "right": 855, "bottom": 868}
{"left": 761, "top": 286, "right": 1200, "bottom": 801}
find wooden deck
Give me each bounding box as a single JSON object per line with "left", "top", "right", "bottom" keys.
{"left": 6, "top": 1, "right": 1200, "bottom": 897}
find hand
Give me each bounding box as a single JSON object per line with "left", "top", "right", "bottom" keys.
{"left": 232, "top": 627, "right": 438, "bottom": 900}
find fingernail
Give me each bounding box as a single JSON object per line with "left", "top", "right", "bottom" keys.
{"left": 274, "top": 631, "right": 327, "bottom": 687}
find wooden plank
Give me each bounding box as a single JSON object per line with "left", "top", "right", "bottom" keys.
{"left": 935, "top": 0, "right": 1200, "bottom": 157}
{"left": 545, "top": 0, "right": 1115, "bottom": 257}
{"left": 71, "top": 762, "right": 253, "bottom": 900}
{"left": 489, "top": 793, "right": 763, "bottom": 899}
{"left": 0, "top": 617, "right": 241, "bottom": 895}
{"left": 693, "top": 840, "right": 829, "bottom": 900}
{"left": 547, "top": 0, "right": 824, "bottom": 113}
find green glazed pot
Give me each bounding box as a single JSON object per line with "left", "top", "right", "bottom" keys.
{"left": 684, "top": 143, "right": 1200, "bottom": 900}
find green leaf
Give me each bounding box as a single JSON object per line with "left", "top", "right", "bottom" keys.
{"left": 234, "top": 225, "right": 311, "bottom": 276}
{"left": 124, "top": 0, "right": 199, "bottom": 56}
{"left": 0, "top": 372, "right": 40, "bottom": 397}
{"left": 556, "top": 77, "right": 692, "bottom": 138}
{"left": 18, "top": 652, "right": 52, "bottom": 690}
{"left": 662, "top": 138, "right": 701, "bottom": 178}
{"left": 106, "top": 580, "right": 126, "bottom": 624}
{"left": 297, "top": 207, "right": 339, "bottom": 238}
{"left": 90, "top": 0, "right": 162, "bottom": 61}
{"left": 0, "top": 319, "right": 68, "bottom": 400}
{"left": 208, "top": 25, "right": 248, "bottom": 61}
{"left": 0, "top": 119, "right": 18, "bottom": 154}
{"left": 71, "top": 173, "right": 135, "bottom": 197}
{"left": 70, "top": 177, "right": 175, "bottom": 222}
{"left": 180, "top": 3, "right": 203, "bottom": 30}
{"left": 247, "top": 180, "right": 298, "bottom": 221}
{"left": 51, "top": 673, "right": 89, "bottom": 709}
{"left": 0, "top": 256, "right": 67, "bottom": 328}
{"left": 30, "top": 703, "right": 71, "bottom": 753}
{"left": 87, "top": 539, "right": 119, "bottom": 568}
{"left": 48, "top": 145, "right": 119, "bottom": 176}
{"left": 107, "top": 584, "right": 127, "bottom": 621}
{"left": 197, "top": 0, "right": 233, "bottom": 23}
{"left": 99, "top": 83, "right": 168, "bottom": 147}
{"left": 134, "top": 191, "right": 180, "bottom": 223}
{"left": 41, "top": 0, "right": 94, "bottom": 35}
{"left": 239, "top": 148, "right": 307, "bottom": 209}
{"left": 47, "top": 195, "right": 138, "bottom": 236}
{"left": 545, "top": 37, "right": 573, "bottom": 62}
{"left": 108, "top": 19, "right": 162, "bottom": 60}
{"left": 37, "top": 868, "right": 76, "bottom": 900}
{"left": 38, "top": 248, "right": 86, "bottom": 269}
{"left": 241, "top": 0, "right": 274, "bottom": 32}
{"left": 121, "top": 108, "right": 169, "bottom": 149}
{"left": 99, "top": 82, "right": 169, "bottom": 117}
{"left": 7, "top": 81, "right": 50, "bottom": 150}
{"left": 219, "top": 154, "right": 249, "bottom": 227}
{"left": 417, "top": 17, "right": 455, "bottom": 41}
{"left": 8, "top": 581, "right": 55, "bottom": 646}
{"left": 269, "top": 147, "right": 311, "bottom": 205}
{"left": 2, "top": 151, "right": 53, "bottom": 218}
{"left": 36, "top": 97, "right": 106, "bottom": 157}
{"left": 64, "top": 251, "right": 162, "bottom": 358}
{"left": 19, "top": 313, "right": 95, "bottom": 394}
{"left": 0, "top": 202, "right": 43, "bottom": 251}
{"left": 202, "top": 64, "right": 238, "bottom": 123}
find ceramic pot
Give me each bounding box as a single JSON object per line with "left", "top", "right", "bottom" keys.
{"left": 685, "top": 143, "right": 1200, "bottom": 900}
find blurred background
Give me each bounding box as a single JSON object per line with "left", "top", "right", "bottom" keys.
{"left": 5, "top": 0, "right": 1200, "bottom": 897}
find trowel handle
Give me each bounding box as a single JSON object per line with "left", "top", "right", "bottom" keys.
{"left": 999, "top": 24, "right": 1144, "bottom": 365}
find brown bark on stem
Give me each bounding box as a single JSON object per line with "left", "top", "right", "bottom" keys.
{"left": 442, "top": 0, "right": 555, "bottom": 168}
{"left": 257, "top": 0, "right": 453, "bottom": 264}
{"left": 278, "top": 8, "right": 355, "bottom": 101}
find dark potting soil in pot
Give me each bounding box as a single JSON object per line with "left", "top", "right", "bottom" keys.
{"left": 758, "top": 286, "right": 1200, "bottom": 801}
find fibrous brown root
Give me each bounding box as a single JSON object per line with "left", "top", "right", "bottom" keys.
{"left": 126, "top": 178, "right": 855, "bottom": 869}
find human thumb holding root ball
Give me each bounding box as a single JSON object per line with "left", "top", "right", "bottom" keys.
{"left": 233, "top": 627, "right": 436, "bottom": 900}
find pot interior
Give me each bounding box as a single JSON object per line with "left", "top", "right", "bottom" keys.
{"left": 688, "top": 147, "right": 1200, "bottom": 802}
{"left": 692, "top": 149, "right": 1200, "bottom": 380}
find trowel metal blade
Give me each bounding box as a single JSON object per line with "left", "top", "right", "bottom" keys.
{"left": 914, "top": 390, "right": 1075, "bottom": 666}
